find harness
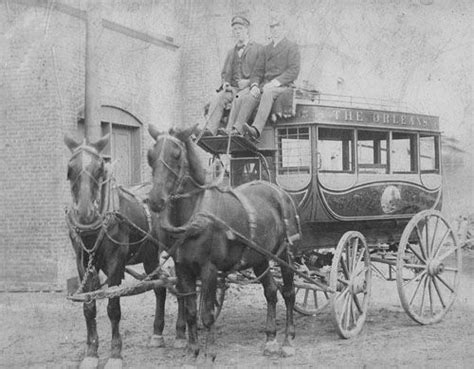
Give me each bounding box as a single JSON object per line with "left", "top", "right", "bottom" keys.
{"left": 153, "top": 135, "right": 302, "bottom": 281}
{"left": 66, "top": 147, "right": 158, "bottom": 295}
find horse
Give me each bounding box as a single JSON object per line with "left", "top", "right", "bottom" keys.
{"left": 146, "top": 125, "right": 300, "bottom": 360}
{"left": 64, "top": 133, "right": 186, "bottom": 369}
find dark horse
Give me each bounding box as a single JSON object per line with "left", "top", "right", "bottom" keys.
{"left": 64, "top": 134, "right": 185, "bottom": 369}
{"left": 147, "top": 125, "right": 300, "bottom": 360}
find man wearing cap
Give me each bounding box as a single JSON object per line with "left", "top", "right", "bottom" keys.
{"left": 231, "top": 14, "right": 300, "bottom": 140}
{"left": 204, "top": 16, "right": 263, "bottom": 136}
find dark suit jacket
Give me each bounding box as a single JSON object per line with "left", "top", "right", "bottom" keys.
{"left": 251, "top": 37, "right": 300, "bottom": 87}
{"left": 221, "top": 40, "right": 263, "bottom": 86}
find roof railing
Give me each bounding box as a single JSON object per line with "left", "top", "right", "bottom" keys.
{"left": 294, "top": 89, "right": 422, "bottom": 114}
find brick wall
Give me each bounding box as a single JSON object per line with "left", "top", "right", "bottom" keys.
{"left": 1, "top": 0, "right": 472, "bottom": 290}
{"left": 1, "top": 2, "right": 179, "bottom": 290}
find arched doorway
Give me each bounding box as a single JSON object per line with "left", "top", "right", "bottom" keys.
{"left": 78, "top": 106, "right": 142, "bottom": 186}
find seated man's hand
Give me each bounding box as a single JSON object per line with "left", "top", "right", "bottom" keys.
{"left": 250, "top": 85, "right": 260, "bottom": 98}
{"left": 263, "top": 79, "right": 281, "bottom": 92}
{"left": 237, "top": 79, "right": 250, "bottom": 90}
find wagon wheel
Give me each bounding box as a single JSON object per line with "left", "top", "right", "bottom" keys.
{"left": 294, "top": 281, "right": 330, "bottom": 315}
{"left": 330, "top": 231, "right": 371, "bottom": 338}
{"left": 396, "top": 210, "right": 461, "bottom": 325}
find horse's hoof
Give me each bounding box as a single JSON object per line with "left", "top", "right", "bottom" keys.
{"left": 79, "top": 356, "right": 99, "bottom": 369}
{"left": 281, "top": 345, "right": 296, "bottom": 357}
{"left": 173, "top": 338, "right": 187, "bottom": 349}
{"left": 148, "top": 334, "right": 165, "bottom": 348}
{"left": 263, "top": 339, "right": 280, "bottom": 356}
{"left": 104, "top": 357, "right": 123, "bottom": 369}
{"left": 206, "top": 352, "right": 217, "bottom": 363}
{"left": 186, "top": 344, "right": 200, "bottom": 358}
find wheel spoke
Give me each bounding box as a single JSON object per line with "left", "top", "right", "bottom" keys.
{"left": 337, "top": 277, "right": 350, "bottom": 286}
{"left": 350, "top": 296, "right": 358, "bottom": 325}
{"left": 313, "top": 290, "right": 318, "bottom": 308}
{"left": 428, "top": 277, "right": 434, "bottom": 317}
{"left": 303, "top": 288, "right": 309, "bottom": 307}
{"left": 345, "top": 244, "right": 351, "bottom": 272}
{"left": 415, "top": 224, "right": 427, "bottom": 260}
{"left": 429, "top": 216, "right": 440, "bottom": 256}
{"left": 443, "top": 267, "right": 459, "bottom": 272}
{"left": 338, "top": 287, "right": 350, "bottom": 299}
{"left": 432, "top": 228, "right": 452, "bottom": 259}
{"left": 418, "top": 276, "right": 428, "bottom": 316}
{"left": 409, "top": 273, "right": 426, "bottom": 306}
{"left": 425, "top": 217, "right": 430, "bottom": 258}
{"left": 436, "top": 247, "right": 458, "bottom": 263}
{"left": 432, "top": 277, "right": 446, "bottom": 308}
{"left": 435, "top": 275, "right": 455, "bottom": 293}
{"left": 352, "top": 293, "right": 363, "bottom": 314}
{"left": 351, "top": 238, "right": 359, "bottom": 271}
{"left": 356, "top": 246, "right": 366, "bottom": 267}
{"left": 336, "top": 289, "right": 349, "bottom": 324}
{"left": 342, "top": 291, "right": 351, "bottom": 328}
{"left": 406, "top": 243, "right": 426, "bottom": 264}
{"left": 403, "top": 270, "right": 427, "bottom": 287}
{"left": 354, "top": 265, "right": 369, "bottom": 278}
{"left": 340, "top": 257, "right": 350, "bottom": 280}
{"left": 403, "top": 263, "right": 427, "bottom": 270}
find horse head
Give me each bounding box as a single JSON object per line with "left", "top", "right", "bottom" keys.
{"left": 64, "top": 133, "right": 110, "bottom": 225}
{"left": 147, "top": 124, "right": 204, "bottom": 213}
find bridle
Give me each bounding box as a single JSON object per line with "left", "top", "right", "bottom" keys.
{"left": 67, "top": 145, "right": 109, "bottom": 231}
{"left": 150, "top": 135, "right": 191, "bottom": 204}
{"left": 68, "top": 145, "right": 105, "bottom": 189}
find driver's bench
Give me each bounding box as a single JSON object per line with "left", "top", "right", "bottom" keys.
{"left": 197, "top": 87, "right": 320, "bottom": 187}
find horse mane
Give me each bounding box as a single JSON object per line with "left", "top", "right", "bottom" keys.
{"left": 173, "top": 127, "right": 207, "bottom": 186}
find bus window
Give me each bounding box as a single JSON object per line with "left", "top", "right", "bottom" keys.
{"left": 391, "top": 132, "right": 417, "bottom": 173}
{"left": 357, "top": 130, "right": 388, "bottom": 173}
{"left": 318, "top": 127, "right": 354, "bottom": 172}
{"left": 276, "top": 127, "right": 311, "bottom": 190}
{"left": 420, "top": 134, "right": 439, "bottom": 172}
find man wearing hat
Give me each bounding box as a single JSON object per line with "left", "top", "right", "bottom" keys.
{"left": 204, "top": 15, "right": 263, "bottom": 136}
{"left": 231, "top": 14, "right": 300, "bottom": 140}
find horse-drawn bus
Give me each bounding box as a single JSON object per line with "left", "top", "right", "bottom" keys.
{"left": 196, "top": 90, "right": 460, "bottom": 337}
{"left": 66, "top": 89, "right": 461, "bottom": 365}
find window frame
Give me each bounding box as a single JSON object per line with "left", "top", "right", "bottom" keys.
{"left": 390, "top": 130, "right": 418, "bottom": 174}
{"left": 317, "top": 126, "right": 355, "bottom": 173}
{"left": 356, "top": 128, "right": 389, "bottom": 174}
{"left": 419, "top": 133, "right": 441, "bottom": 174}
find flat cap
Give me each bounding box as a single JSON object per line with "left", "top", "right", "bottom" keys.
{"left": 231, "top": 15, "right": 250, "bottom": 27}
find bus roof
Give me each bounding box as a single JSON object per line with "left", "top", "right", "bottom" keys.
{"left": 281, "top": 91, "right": 440, "bottom": 132}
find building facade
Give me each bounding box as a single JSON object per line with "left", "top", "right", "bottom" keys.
{"left": 1, "top": 0, "right": 472, "bottom": 290}
{"left": 1, "top": 1, "right": 180, "bottom": 290}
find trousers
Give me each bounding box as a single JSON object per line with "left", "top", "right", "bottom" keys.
{"left": 232, "top": 85, "right": 288, "bottom": 135}
{"left": 206, "top": 88, "right": 236, "bottom": 135}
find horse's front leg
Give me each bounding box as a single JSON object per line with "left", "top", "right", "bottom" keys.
{"left": 147, "top": 286, "right": 166, "bottom": 347}
{"left": 104, "top": 267, "right": 123, "bottom": 369}
{"left": 279, "top": 246, "right": 296, "bottom": 357}
{"left": 175, "top": 262, "right": 199, "bottom": 357}
{"left": 254, "top": 261, "right": 280, "bottom": 356}
{"left": 144, "top": 252, "right": 167, "bottom": 348}
{"left": 104, "top": 246, "right": 127, "bottom": 369}
{"left": 79, "top": 268, "right": 101, "bottom": 369}
{"left": 200, "top": 261, "right": 218, "bottom": 363}
{"left": 174, "top": 295, "right": 187, "bottom": 348}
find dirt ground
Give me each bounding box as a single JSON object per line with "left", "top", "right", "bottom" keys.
{"left": 1, "top": 250, "right": 473, "bottom": 369}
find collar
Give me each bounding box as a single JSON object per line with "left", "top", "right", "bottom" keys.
{"left": 236, "top": 40, "right": 249, "bottom": 49}
{"left": 272, "top": 37, "right": 285, "bottom": 47}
